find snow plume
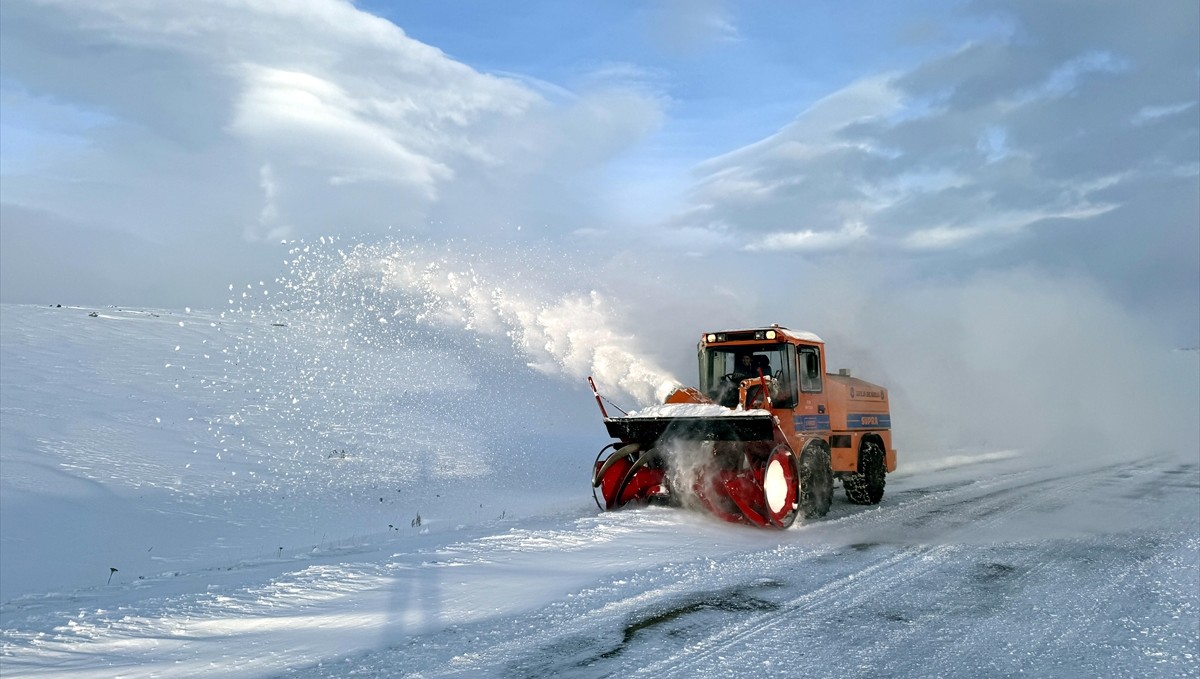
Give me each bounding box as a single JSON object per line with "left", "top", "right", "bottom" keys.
{"left": 207, "top": 236, "right": 678, "bottom": 487}
{"left": 284, "top": 237, "right": 682, "bottom": 406}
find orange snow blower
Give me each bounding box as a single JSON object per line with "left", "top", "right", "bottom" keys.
{"left": 590, "top": 326, "right": 896, "bottom": 528}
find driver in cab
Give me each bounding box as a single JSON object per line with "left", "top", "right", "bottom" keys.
{"left": 733, "top": 353, "right": 764, "bottom": 381}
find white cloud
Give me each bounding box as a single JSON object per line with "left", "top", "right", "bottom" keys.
{"left": 901, "top": 202, "right": 1118, "bottom": 251}
{"left": 697, "top": 75, "right": 903, "bottom": 173}
{"left": 976, "top": 125, "right": 1009, "bottom": 162}
{"left": 254, "top": 163, "right": 285, "bottom": 241}
{"left": 667, "top": 4, "right": 1196, "bottom": 293}
{"left": 1017, "top": 50, "right": 1130, "bottom": 103}
{"left": 230, "top": 66, "right": 454, "bottom": 197}
{"left": 1131, "top": 101, "right": 1197, "bottom": 126}
{"left": 901, "top": 225, "right": 983, "bottom": 251}
{"left": 0, "top": 0, "right": 666, "bottom": 293}
{"left": 2, "top": 0, "right": 544, "bottom": 238}
{"left": 654, "top": 76, "right": 903, "bottom": 255}
{"left": 746, "top": 222, "right": 868, "bottom": 252}
{"left": 648, "top": 0, "right": 740, "bottom": 54}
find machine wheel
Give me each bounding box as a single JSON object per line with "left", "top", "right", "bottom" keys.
{"left": 613, "top": 447, "right": 657, "bottom": 508}
{"left": 798, "top": 444, "right": 833, "bottom": 518}
{"left": 593, "top": 443, "right": 639, "bottom": 488}
{"left": 844, "top": 439, "right": 886, "bottom": 505}
{"left": 762, "top": 447, "right": 799, "bottom": 528}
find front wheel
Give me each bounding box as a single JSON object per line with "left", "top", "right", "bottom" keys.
{"left": 843, "top": 440, "right": 886, "bottom": 505}
{"left": 798, "top": 445, "right": 833, "bottom": 518}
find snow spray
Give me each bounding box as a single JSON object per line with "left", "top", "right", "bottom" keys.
{"left": 264, "top": 237, "right": 681, "bottom": 406}
{"left": 206, "top": 236, "right": 681, "bottom": 487}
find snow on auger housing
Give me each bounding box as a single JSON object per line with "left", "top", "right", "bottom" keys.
{"left": 590, "top": 326, "right": 896, "bottom": 528}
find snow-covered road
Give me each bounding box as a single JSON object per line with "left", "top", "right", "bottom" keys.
{"left": 291, "top": 455, "right": 1200, "bottom": 677}
{"left": 3, "top": 453, "right": 1195, "bottom": 677}
{"left": 2, "top": 304, "right": 1197, "bottom": 677}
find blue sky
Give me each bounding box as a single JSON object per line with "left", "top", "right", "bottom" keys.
{"left": 359, "top": 0, "right": 1008, "bottom": 199}
{"left": 0, "top": 0, "right": 1196, "bottom": 346}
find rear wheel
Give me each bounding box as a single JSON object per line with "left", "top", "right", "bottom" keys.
{"left": 798, "top": 444, "right": 833, "bottom": 518}
{"left": 843, "top": 440, "right": 886, "bottom": 505}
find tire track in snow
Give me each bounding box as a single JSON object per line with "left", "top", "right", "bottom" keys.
{"left": 433, "top": 460, "right": 1122, "bottom": 676}
{"left": 188, "top": 457, "right": 1189, "bottom": 678}
{"left": 627, "top": 459, "right": 1175, "bottom": 678}
{"left": 842, "top": 459, "right": 1180, "bottom": 678}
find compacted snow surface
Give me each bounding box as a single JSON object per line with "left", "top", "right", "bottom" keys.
{"left": 1, "top": 303, "right": 1197, "bottom": 678}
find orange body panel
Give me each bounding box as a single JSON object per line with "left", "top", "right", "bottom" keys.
{"left": 697, "top": 329, "right": 896, "bottom": 475}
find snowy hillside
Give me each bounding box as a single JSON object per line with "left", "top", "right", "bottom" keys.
{"left": 1, "top": 284, "right": 1197, "bottom": 676}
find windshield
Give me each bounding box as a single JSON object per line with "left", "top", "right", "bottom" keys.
{"left": 698, "top": 343, "right": 798, "bottom": 408}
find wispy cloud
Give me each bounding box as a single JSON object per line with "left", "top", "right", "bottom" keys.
{"left": 746, "top": 222, "right": 868, "bottom": 253}
{"left": 647, "top": 0, "right": 740, "bottom": 55}
{"left": 665, "top": 2, "right": 1197, "bottom": 304}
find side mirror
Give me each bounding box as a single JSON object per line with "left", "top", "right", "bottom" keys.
{"left": 805, "top": 353, "right": 820, "bottom": 378}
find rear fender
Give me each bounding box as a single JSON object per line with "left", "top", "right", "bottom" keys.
{"left": 828, "top": 432, "right": 892, "bottom": 473}
{"left": 860, "top": 433, "right": 887, "bottom": 469}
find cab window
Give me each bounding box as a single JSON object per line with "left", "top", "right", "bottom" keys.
{"left": 798, "top": 346, "right": 823, "bottom": 392}
{"left": 698, "top": 343, "right": 798, "bottom": 408}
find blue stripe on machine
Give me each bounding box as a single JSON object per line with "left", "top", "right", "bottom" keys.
{"left": 794, "top": 414, "right": 831, "bottom": 432}
{"left": 846, "top": 413, "right": 891, "bottom": 429}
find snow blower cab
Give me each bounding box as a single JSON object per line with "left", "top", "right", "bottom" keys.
{"left": 590, "top": 326, "right": 896, "bottom": 528}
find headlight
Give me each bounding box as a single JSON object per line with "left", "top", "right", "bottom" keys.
{"left": 705, "top": 333, "right": 717, "bottom": 342}
{"left": 765, "top": 330, "right": 777, "bottom": 340}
